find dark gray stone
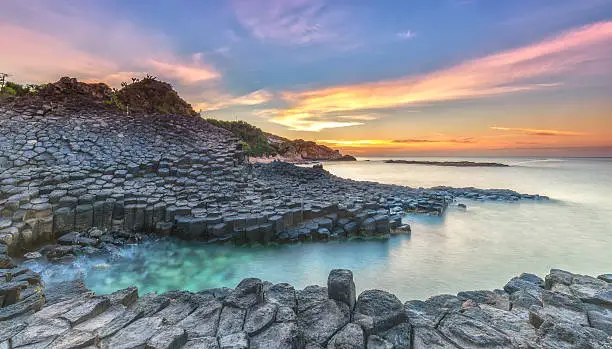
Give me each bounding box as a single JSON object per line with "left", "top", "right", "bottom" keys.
{"left": 327, "top": 269, "right": 356, "bottom": 309}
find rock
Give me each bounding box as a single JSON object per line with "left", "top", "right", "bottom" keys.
{"left": 0, "top": 254, "right": 16, "bottom": 269}
{"left": 265, "top": 283, "right": 297, "bottom": 310}
{"left": 536, "top": 320, "right": 610, "bottom": 348}
{"left": 0, "top": 281, "right": 29, "bottom": 306}
{"left": 57, "top": 232, "right": 99, "bottom": 247}
{"left": 183, "top": 337, "right": 220, "bottom": 349}
{"left": 298, "top": 299, "right": 350, "bottom": 345}
{"left": 544, "top": 269, "right": 573, "bottom": 289}
{"left": 23, "top": 251, "right": 42, "bottom": 259}
{"left": 218, "top": 331, "right": 249, "bottom": 349}
{"left": 379, "top": 323, "right": 411, "bottom": 349}
{"left": 597, "top": 274, "right": 612, "bottom": 283}
{"left": 49, "top": 329, "right": 96, "bottom": 349}
{"left": 250, "top": 322, "right": 302, "bottom": 349}
{"left": 367, "top": 335, "right": 393, "bottom": 349}
{"left": 297, "top": 285, "right": 328, "bottom": 313}
{"left": 11, "top": 318, "right": 71, "bottom": 348}
{"left": 217, "top": 306, "right": 247, "bottom": 337}
{"left": 327, "top": 269, "right": 356, "bottom": 309}
{"left": 412, "top": 326, "right": 458, "bottom": 349}
{"left": 326, "top": 323, "right": 364, "bottom": 349}
{"left": 103, "top": 316, "right": 164, "bottom": 349}
{"left": 130, "top": 293, "right": 170, "bottom": 317}
{"left": 178, "top": 300, "right": 222, "bottom": 338}
{"left": 107, "top": 286, "right": 138, "bottom": 306}
{"left": 353, "top": 290, "right": 405, "bottom": 334}
{"left": 587, "top": 310, "right": 612, "bottom": 335}
{"left": 156, "top": 298, "right": 199, "bottom": 325}
{"left": 275, "top": 306, "right": 297, "bottom": 322}
{"left": 147, "top": 326, "right": 188, "bottom": 349}
{"left": 95, "top": 309, "right": 143, "bottom": 339}
{"left": 244, "top": 302, "right": 277, "bottom": 335}
{"left": 61, "top": 296, "right": 110, "bottom": 326}
{"left": 75, "top": 304, "right": 126, "bottom": 332}
{"left": 224, "top": 278, "right": 263, "bottom": 309}
{"left": 438, "top": 313, "right": 513, "bottom": 348}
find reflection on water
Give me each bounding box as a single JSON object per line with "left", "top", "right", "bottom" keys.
{"left": 27, "top": 157, "right": 612, "bottom": 301}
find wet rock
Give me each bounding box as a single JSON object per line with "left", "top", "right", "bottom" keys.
{"left": 327, "top": 269, "right": 356, "bottom": 310}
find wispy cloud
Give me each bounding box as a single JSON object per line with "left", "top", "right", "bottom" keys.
{"left": 490, "top": 127, "right": 587, "bottom": 136}
{"left": 196, "top": 90, "right": 274, "bottom": 111}
{"left": 266, "top": 21, "right": 612, "bottom": 131}
{"left": 396, "top": 30, "right": 416, "bottom": 40}
{"left": 231, "top": 0, "right": 343, "bottom": 45}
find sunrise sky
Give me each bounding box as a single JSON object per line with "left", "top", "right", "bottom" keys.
{"left": 2, "top": 0, "right": 612, "bottom": 156}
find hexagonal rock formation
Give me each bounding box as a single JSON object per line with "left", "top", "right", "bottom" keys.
{"left": 0, "top": 90, "right": 547, "bottom": 259}
{"left": 1, "top": 269, "right": 610, "bottom": 348}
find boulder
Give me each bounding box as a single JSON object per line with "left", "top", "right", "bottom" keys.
{"left": 183, "top": 337, "right": 220, "bottom": 349}
{"left": 367, "top": 335, "right": 393, "bottom": 349}
{"left": 327, "top": 269, "right": 356, "bottom": 309}
{"left": 437, "top": 313, "right": 513, "bottom": 348}
{"left": 297, "top": 285, "right": 328, "bottom": 313}
{"left": 353, "top": 290, "right": 405, "bottom": 334}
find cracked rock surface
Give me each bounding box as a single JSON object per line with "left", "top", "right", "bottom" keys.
{"left": 0, "top": 269, "right": 610, "bottom": 348}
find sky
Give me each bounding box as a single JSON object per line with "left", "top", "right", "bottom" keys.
{"left": 1, "top": 0, "right": 612, "bottom": 156}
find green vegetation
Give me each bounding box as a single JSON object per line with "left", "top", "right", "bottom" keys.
{"left": 114, "top": 75, "right": 198, "bottom": 116}
{"left": 0, "top": 81, "right": 43, "bottom": 98}
{"left": 206, "top": 119, "right": 278, "bottom": 156}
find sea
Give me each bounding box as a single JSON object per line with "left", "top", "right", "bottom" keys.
{"left": 27, "top": 157, "right": 612, "bottom": 301}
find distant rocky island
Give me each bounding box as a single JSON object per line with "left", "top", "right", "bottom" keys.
{"left": 384, "top": 159, "right": 509, "bottom": 167}
{"left": 3, "top": 76, "right": 604, "bottom": 349}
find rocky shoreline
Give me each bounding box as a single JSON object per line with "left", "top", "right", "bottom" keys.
{"left": 0, "top": 267, "right": 610, "bottom": 348}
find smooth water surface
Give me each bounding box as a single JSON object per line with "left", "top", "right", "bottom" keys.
{"left": 30, "top": 157, "right": 612, "bottom": 300}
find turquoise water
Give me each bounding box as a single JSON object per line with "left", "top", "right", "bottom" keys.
{"left": 31, "top": 157, "right": 612, "bottom": 301}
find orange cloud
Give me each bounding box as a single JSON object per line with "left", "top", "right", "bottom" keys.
{"left": 269, "top": 21, "right": 612, "bottom": 131}
{"left": 490, "top": 127, "right": 587, "bottom": 136}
